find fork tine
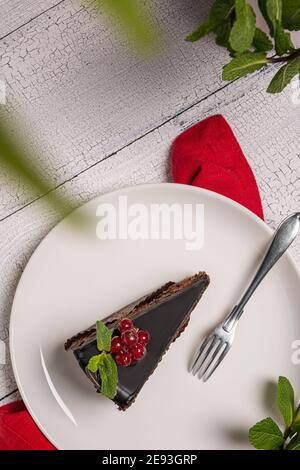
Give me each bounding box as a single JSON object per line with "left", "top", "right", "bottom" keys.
{"left": 191, "top": 335, "right": 216, "bottom": 376}
{"left": 202, "top": 342, "right": 230, "bottom": 382}
{"left": 189, "top": 335, "right": 212, "bottom": 373}
{"left": 197, "top": 339, "right": 222, "bottom": 380}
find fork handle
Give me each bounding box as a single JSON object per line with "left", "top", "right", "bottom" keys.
{"left": 223, "top": 213, "right": 300, "bottom": 332}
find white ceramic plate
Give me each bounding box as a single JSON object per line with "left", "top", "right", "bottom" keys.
{"left": 10, "top": 184, "right": 300, "bottom": 450}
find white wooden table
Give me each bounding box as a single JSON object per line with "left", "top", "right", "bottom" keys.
{"left": 0, "top": 0, "right": 299, "bottom": 407}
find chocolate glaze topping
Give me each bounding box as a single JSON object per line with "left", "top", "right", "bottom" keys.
{"left": 65, "top": 272, "right": 209, "bottom": 410}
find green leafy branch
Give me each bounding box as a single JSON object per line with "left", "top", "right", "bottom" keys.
{"left": 186, "top": 0, "right": 300, "bottom": 93}
{"left": 87, "top": 321, "right": 118, "bottom": 399}
{"left": 249, "top": 376, "right": 300, "bottom": 450}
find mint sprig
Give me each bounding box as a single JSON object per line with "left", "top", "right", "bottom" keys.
{"left": 277, "top": 375, "right": 294, "bottom": 427}
{"left": 87, "top": 321, "right": 118, "bottom": 399}
{"left": 96, "top": 320, "right": 112, "bottom": 352}
{"left": 98, "top": 353, "right": 118, "bottom": 399}
{"left": 249, "top": 417, "right": 284, "bottom": 450}
{"left": 186, "top": 0, "right": 300, "bottom": 94}
{"left": 249, "top": 376, "right": 300, "bottom": 450}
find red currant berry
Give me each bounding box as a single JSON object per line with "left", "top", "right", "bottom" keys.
{"left": 118, "top": 318, "right": 133, "bottom": 332}
{"left": 114, "top": 350, "right": 131, "bottom": 367}
{"left": 121, "top": 329, "right": 138, "bottom": 348}
{"left": 138, "top": 329, "right": 150, "bottom": 346}
{"left": 131, "top": 343, "right": 146, "bottom": 361}
{"left": 111, "top": 336, "right": 122, "bottom": 354}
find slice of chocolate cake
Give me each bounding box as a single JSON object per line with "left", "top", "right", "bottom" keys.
{"left": 65, "top": 272, "right": 209, "bottom": 410}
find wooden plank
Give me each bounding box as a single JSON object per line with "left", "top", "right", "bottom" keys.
{"left": 0, "top": 0, "right": 229, "bottom": 220}
{"left": 0, "top": 390, "right": 20, "bottom": 405}
{"left": 0, "top": 0, "right": 61, "bottom": 39}
{"left": 0, "top": 66, "right": 299, "bottom": 401}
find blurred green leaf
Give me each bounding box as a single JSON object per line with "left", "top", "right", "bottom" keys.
{"left": 0, "top": 116, "right": 75, "bottom": 218}
{"left": 94, "top": 0, "right": 161, "bottom": 54}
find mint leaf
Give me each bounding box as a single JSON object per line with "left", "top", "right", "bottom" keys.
{"left": 186, "top": 0, "right": 235, "bottom": 42}
{"left": 292, "top": 404, "right": 300, "bottom": 432}
{"left": 229, "top": 0, "right": 256, "bottom": 53}
{"left": 283, "top": 0, "right": 300, "bottom": 31}
{"left": 98, "top": 353, "right": 118, "bottom": 399}
{"left": 264, "top": 0, "right": 294, "bottom": 54}
{"left": 253, "top": 27, "right": 273, "bottom": 51}
{"left": 185, "top": 21, "right": 215, "bottom": 42}
{"left": 267, "top": 58, "right": 300, "bottom": 92}
{"left": 210, "top": 0, "right": 235, "bottom": 24}
{"left": 259, "top": 0, "right": 275, "bottom": 35}
{"left": 277, "top": 376, "right": 295, "bottom": 427}
{"left": 222, "top": 52, "right": 267, "bottom": 80}
{"left": 286, "top": 433, "right": 300, "bottom": 450}
{"left": 87, "top": 354, "right": 102, "bottom": 373}
{"left": 274, "top": 20, "right": 294, "bottom": 55}
{"left": 215, "top": 21, "right": 232, "bottom": 48}
{"left": 266, "top": 0, "right": 283, "bottom": 30}
{"left": 96, "top": 320, "right": 112, "bottom": 352}
{"left": 249, "top": 417, "right": 284, "bottom": 450}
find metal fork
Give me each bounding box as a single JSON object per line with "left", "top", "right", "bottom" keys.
{"left": 190, "top": 212, "right": 300, "bottom": 382}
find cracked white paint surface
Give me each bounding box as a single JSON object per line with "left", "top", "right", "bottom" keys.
{"left": 0, "top": 1, "right": 299, "bottom": 403}
{"left": 0, "top": 0, "right": 227, "bottom": 219}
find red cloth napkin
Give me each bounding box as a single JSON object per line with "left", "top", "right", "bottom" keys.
{"left": 0, "top": 400, "right": 55, "bottom": 450}
{"left": 0, "top": 114, "right": 263, "bottom": 450}
{"left": 171, "top": 114, "right": 263, "bottom": 219}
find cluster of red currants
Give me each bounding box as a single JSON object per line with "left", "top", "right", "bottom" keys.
{"left": 111, "top": 318, "right": 150, "bottom": 367}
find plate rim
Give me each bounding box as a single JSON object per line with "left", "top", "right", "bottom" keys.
{"left": 9, "top": 183, "right": 300, "bottom": 449}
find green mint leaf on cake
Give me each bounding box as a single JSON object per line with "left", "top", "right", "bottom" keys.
{"left": 277, "top": 376, "right": 295, "bottom": 427}
{"left": 87, "top": 352, "right": 118, "bottom": 399}
{"left": 96, "top": 320, "right": 112, "bottom": 352}
{"left": 249, "top": 417, "right": 284, "bottom": 450}
{"left": 87, "top": 354, "right": 103, "bottom": 373}
{"left": 98, "top": 353, "right": 118, "bottom": 399}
